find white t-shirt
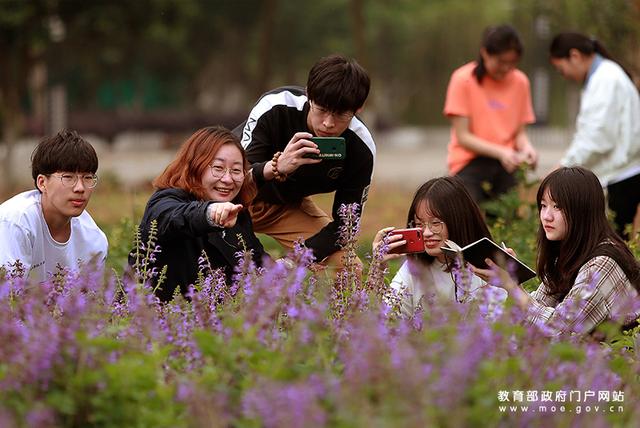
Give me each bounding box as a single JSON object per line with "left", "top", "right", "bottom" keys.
{"left": 390, "top": 258, "right": 507, "bottom": 317}
{"left": 0, "top": 190, "right": 108, "bottom": 281}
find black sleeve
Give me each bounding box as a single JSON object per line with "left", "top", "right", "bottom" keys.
{"left": 304, "top": 154, "right": 374, "bottom": 262}
{"left": 243, "top": 212, "right": 270, "bottom": 267}
{"left": 143, "top": 191, "right": 214, "bottom": 241}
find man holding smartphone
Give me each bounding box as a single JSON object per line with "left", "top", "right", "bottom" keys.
{"left": 234, "top": 54, "right": 375, "bottom": 269}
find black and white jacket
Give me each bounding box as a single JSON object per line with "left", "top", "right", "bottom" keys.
{"left": 234, "top": 86, "right": 375, "bottom": 261}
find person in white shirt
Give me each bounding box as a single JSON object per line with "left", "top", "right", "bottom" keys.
{"left": 549, "top": 32, "right": 640, "bottom": 238}
{"left": 0, "top": 130, "right": 107, "bottom": 281}
{"left": 372, "top": 176, "right": 507, "bottom": 317}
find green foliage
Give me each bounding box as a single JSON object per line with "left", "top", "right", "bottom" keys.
{"left": 4, "top": 0, "right": 640, "bottom": 129}
{"left": 482, "top": 168, "right": 540, "bottom": 290}
{"left": 103, "top": 216, "right": 135, "bottom": 273}
{"left": 549, "top": 342, "right": 586, "bottom": 363}
{"left": 50, "top": 176, "right": 640, "bottom": 426}
{"left": 50, "top": 334, "right": 183, "bottom": 427}
{"left": 2, "top": 209, "right": 639, "bottom": 426}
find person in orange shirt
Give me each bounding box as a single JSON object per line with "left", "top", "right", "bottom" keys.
{"left": 443, "top": 24, "right": 538, "bottom": 204}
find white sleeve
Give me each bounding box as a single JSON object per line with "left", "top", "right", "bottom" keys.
{"left": 0, "top": 220, "right": 34, "bottom": 273}
{"left": 98, "top": 231, "right": 109, "bottom": 263}
{"left": 390, "top": 261, "right": 421, "bottom": 317}
{"left": 561, "top": 75, "right": 620, "bottom": 168}
{"left": 390, "top": 261, "right": 414, "bottom": 293}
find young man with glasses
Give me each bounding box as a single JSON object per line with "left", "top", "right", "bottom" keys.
{"left": 0, "top": 130, "right": 107, "bottom": 281}
{"left": 234, "top": 54, "right": 375, "bottom": 269}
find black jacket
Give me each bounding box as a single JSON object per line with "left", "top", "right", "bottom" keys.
{"left": 129, "top": 188, "right": 266, "bottom": 302}
{"left": 234, "top": 86, "right": 375, "bottom": 261}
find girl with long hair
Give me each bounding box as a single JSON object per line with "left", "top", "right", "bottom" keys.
{"left": 373, "top": 176, "right": 506, "bottom": 316}
{"left": 485, "top": 167, "right": 640, "bottom": 335}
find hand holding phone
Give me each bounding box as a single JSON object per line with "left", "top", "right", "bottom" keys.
{"left": 387, "top": 228, "right": 425, "bottom": 254}
{"left": 276, "top": 132, "right": 322, "bottom": 177}
{"left": 304, "top": 137, "right": 346, "bottom": 160}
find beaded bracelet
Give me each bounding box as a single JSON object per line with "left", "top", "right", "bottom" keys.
{"left": 272, "top": 151, "right": 287, "bottom": 182}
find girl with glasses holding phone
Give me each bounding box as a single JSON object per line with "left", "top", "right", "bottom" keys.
{"left": 372, "top": 176, "right": 506, "bottom": 317}
{"left": 131, "top": 126, "right": 267, "bottom": 302}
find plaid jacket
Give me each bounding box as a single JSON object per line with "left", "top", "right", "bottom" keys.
{"left": 527, "top": 256, "right": 640, "bottom": 336}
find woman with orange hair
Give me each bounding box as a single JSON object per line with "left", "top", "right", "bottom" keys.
{"left": 131, "top": 126, "right": 266, "bottom": 301}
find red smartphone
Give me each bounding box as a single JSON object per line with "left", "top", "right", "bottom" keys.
{"left": 387, "top": 228, "right": 425, "bottom": 254}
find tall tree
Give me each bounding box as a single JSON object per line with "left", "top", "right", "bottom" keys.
{"left": 0, "top": 0, "right": 55, "bottom": 192}
{"left": 255, "top": 0, "right": 278, "bottom": 95}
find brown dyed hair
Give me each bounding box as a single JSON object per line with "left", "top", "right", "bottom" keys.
{"left": 406, "top": 176, "right": 492, "bottom": 266}
{"left": 153, "top": 126, "right": 256, "bottom": 205}
{"left": 536, "top": 167, "right": 640, "bottom": 298}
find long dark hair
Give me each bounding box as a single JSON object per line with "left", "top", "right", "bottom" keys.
{"left": 549, "top": 32, "right": 632, "bottom": 79}
{"left": 536, "top": 167, "right": 640, "bottom": 298}
{"left": 473, "top": 24, "right": 523, "bottom": 84}
{"left": 406, "top": 176, "right": 492, "bottom": 266}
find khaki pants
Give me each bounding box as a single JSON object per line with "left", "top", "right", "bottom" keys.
{"left": 249, "top": 197, "right": 360, "bottom": 270}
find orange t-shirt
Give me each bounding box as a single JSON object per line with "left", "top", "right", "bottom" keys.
{"left": 443, "top": 62, "right": 536, "bottom": 174}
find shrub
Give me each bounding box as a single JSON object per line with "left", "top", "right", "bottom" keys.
{"left": 0, "top": 202, "right": 638, "bottom": 427}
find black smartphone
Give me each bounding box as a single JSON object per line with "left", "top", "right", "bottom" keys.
{"left": 305, "top": 137, "right": 346, "bottom": 160}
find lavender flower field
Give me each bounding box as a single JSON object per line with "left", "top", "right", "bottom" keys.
{"left": 1, "top": 204, "right": 638, "bottom": 427}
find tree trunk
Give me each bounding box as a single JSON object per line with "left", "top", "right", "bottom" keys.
{"left": 0, "top": 83, "right": 22, "bottom": 195}
{"left": 350, "top": 0, "right": 367, "bottom": 69}
{"left": 255, "top": 0, "right": 278, "bottom": 95}
{"left": 0, "top": 31, "right": 33, "bottom": 195}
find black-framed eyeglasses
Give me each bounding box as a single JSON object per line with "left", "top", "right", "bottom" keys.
{"left": 209, "top": 164, "right": 245, "bottom": 182}
{"left": 309, "top": 101, "right": 354, "bottom": 122}
{"left": 49, "top": 173, "right": 98, "bottom": 189}
{"left": 411, "top": 219, "right": 445, "bottom": 234}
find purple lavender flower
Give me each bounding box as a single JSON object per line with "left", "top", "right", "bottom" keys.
{"left": 25, "top": 406, "right": 57, "bottom": 428}
{"left": 242, "top": 378, "right": 327, "bottom": 428}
